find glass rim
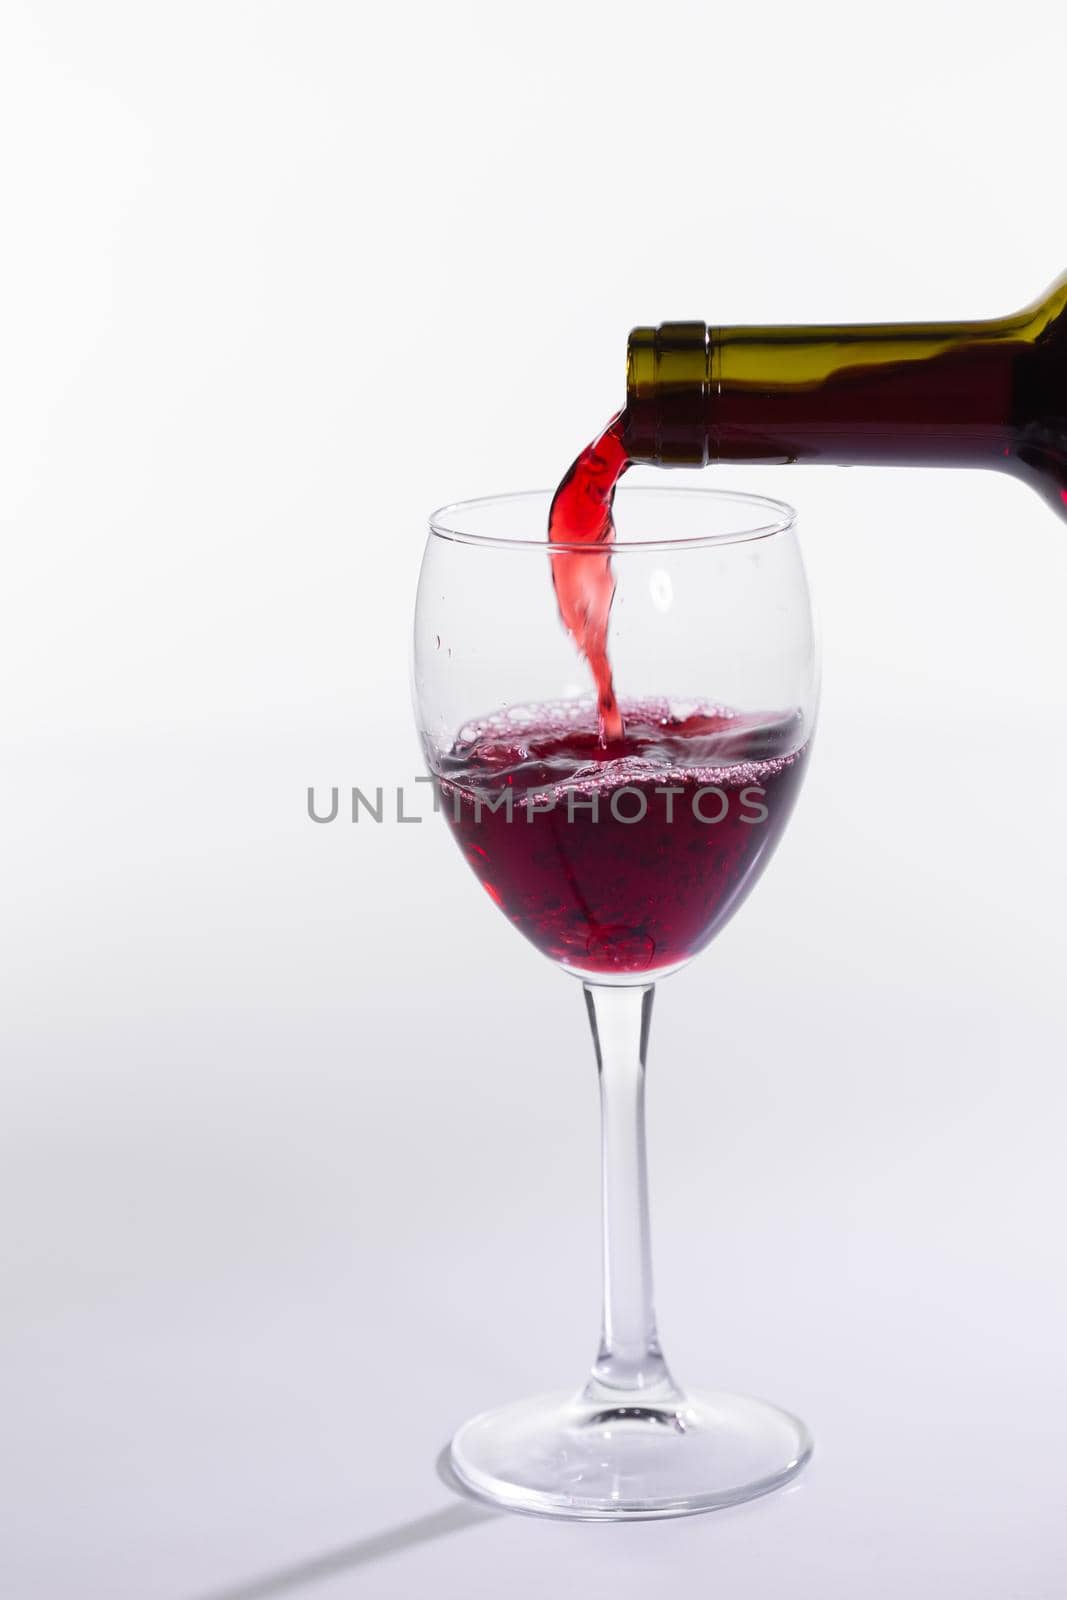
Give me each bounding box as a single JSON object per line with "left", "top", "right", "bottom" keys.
{"left": 428, "top": 485, "right": 797, "bottom": 552}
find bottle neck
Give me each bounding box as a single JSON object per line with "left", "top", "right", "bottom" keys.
{"left": 625, "top": 314, "right": 1028, "bottom": 470}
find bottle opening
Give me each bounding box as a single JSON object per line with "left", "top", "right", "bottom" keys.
{"left": 625, "top": 322, "right": 710, "bottom": 467}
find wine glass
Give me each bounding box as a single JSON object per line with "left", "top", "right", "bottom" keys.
{"left": 413, "top": 485, "right": 819, "bottom": 1518}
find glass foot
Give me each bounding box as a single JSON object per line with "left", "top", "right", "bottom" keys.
{"left": 449, "top": 1384, "right": 812, "bottom": 1519}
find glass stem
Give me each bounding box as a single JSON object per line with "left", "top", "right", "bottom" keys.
{"left": 583, "top": 982, "right": 677, "bottom": 1398}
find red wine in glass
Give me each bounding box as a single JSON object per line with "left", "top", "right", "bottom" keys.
{"left": 415, "top": 481, "right": 818, "bottom": 1515}
{"left": 431, "top": 700, "right": 808, "bottom": 976}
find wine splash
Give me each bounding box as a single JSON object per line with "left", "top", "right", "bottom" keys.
{"left": 547, "top": 412, "right": 631, "bottom": 744}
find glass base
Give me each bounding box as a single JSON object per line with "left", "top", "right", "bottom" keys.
{"left": 449, "top": 1384, "right": 812, "bottom": 1520}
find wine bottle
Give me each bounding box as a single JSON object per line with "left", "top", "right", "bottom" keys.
{"left": 624, "top": 272, "right": 1067, "bottom": 519}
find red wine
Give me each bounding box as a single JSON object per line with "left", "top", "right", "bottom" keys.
{"left": 547, "top": 413, "right": 630, "bottom": 743}
{"left": 431, "top": 700, "right": 808, "bottom": 976}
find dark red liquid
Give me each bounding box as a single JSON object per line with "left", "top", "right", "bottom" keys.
{"left": 431, "top": 701, "right": 808, "bottom": 975}
{"left": 547, "top": 413, "right": 631, "bottom": 743}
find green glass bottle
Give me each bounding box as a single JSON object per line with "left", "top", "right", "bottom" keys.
{"left": 625, "top": 273, "right": 1067, "bottom": 518}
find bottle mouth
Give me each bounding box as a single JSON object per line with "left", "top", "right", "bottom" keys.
{"left": 626, "top": 322, "right": 711, "bottom": 467}
{"left": 428, "top": 486, "right": 796, "bottom": 551}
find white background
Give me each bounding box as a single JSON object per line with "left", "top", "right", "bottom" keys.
{"left": 3, "top": 2, "right": 1067, "bottom": 1596}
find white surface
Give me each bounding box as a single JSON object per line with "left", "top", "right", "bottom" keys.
{"left": 3, "top": 2, "right": 1067, "bottom": 1596}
